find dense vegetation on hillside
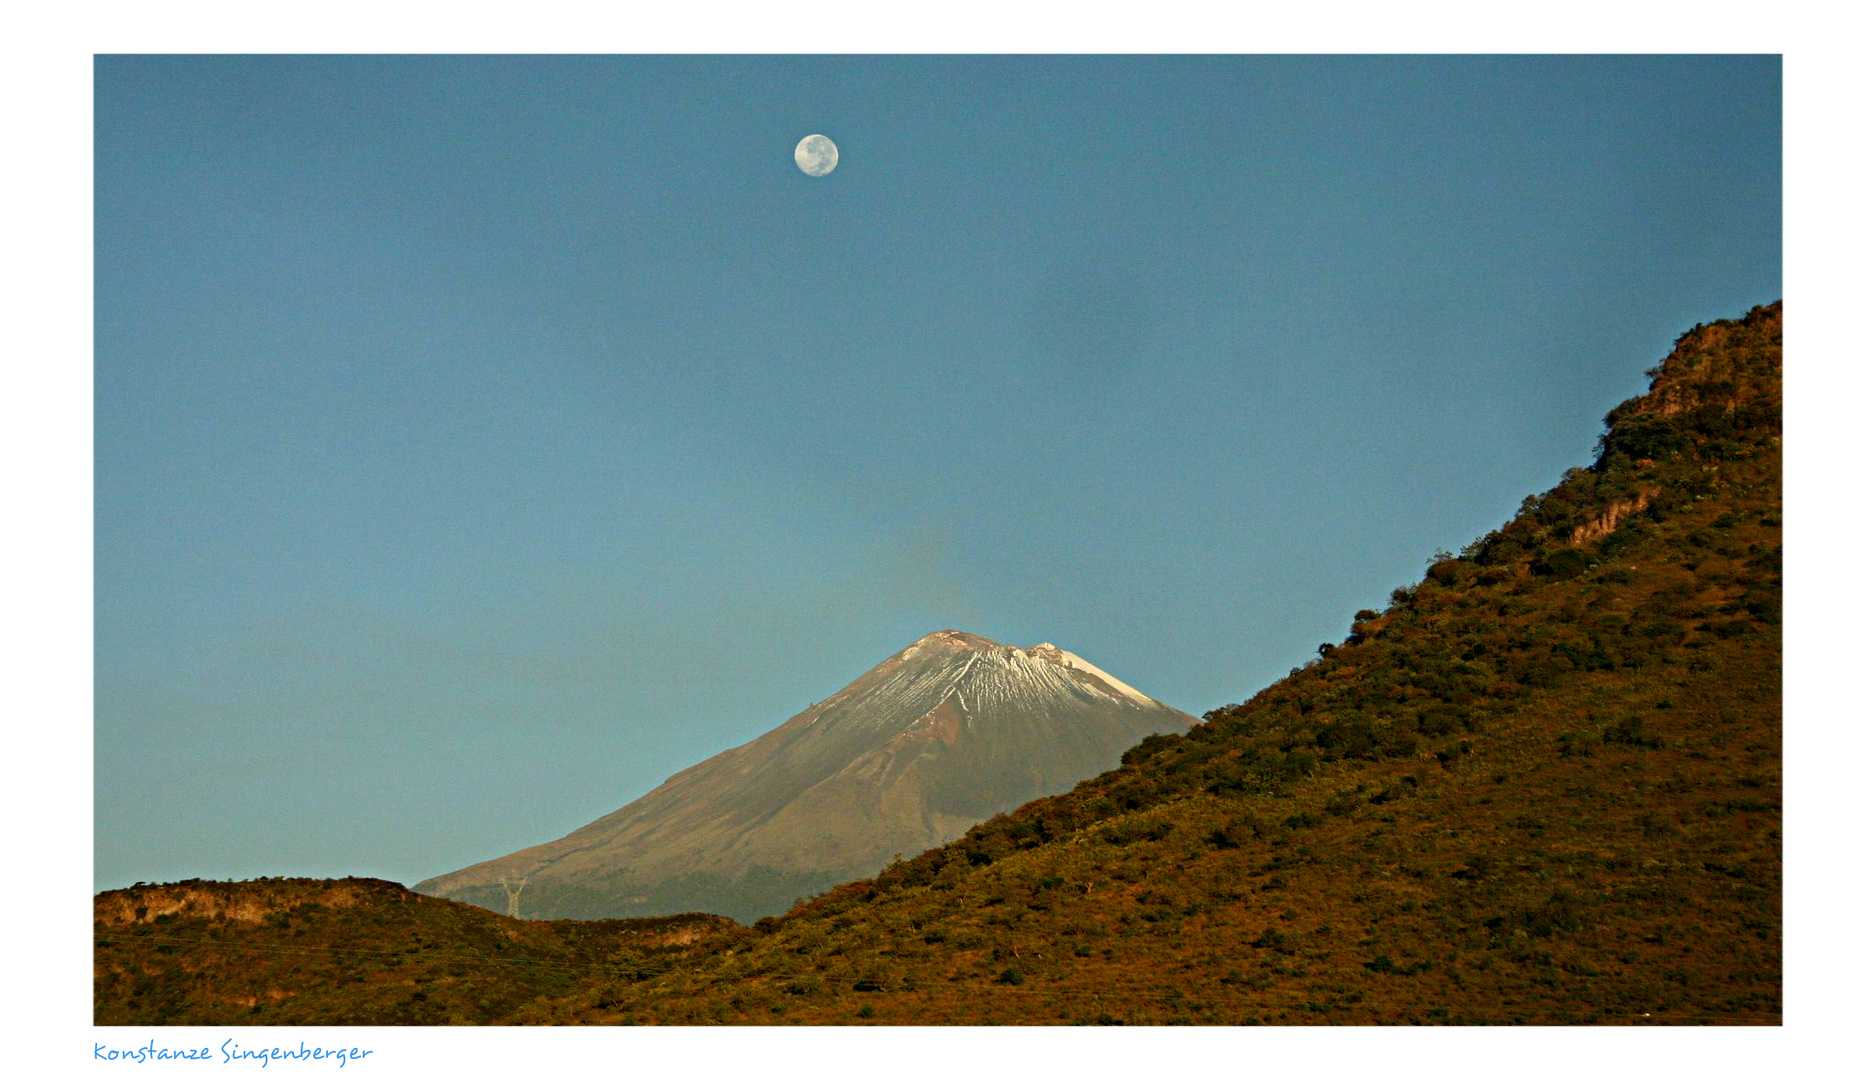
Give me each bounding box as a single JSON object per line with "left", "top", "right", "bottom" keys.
{"left": 95, "top": 304, "right": 1781, "bottom": 1025}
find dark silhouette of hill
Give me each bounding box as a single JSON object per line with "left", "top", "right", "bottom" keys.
{"left": 95, "top": 302, "right": 1780, "bottom": 1025}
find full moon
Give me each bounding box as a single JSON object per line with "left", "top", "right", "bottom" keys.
{"left": 794, "top": 134, "right": 838, "bottom": 177}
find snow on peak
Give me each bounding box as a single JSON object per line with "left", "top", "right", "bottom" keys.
{"left": 1027, "top": 642, "right": 1159, "bottom": 707}
{"left": 904, "top": 630, "right": 1005, "bottom": 653}
{"left": 884, "top": 632, "right": 1165, "bottom": 712}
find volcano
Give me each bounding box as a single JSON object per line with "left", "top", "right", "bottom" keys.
{"left": 415, "top": 630, "right": 1197, "bottom": 921}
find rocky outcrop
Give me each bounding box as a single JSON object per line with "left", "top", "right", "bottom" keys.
{"left": 1570, "top": 489, "right": 1656, "bottom": 546}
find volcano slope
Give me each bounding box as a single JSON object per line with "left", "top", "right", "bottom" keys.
{"left": 516, "top": 303, "right": 1782, "bottom": 1024}
{"left": 94, "top": 303, "right": 1781, "bottom": 1025}
{"left": 416, "top": 633, "right": 1197, "bottom": 922}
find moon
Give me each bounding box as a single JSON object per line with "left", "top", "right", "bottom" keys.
{"left": 794, "top": 134, "right": 838, "bottom": 177}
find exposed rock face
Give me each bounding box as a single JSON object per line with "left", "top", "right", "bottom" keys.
{"left": 95, "top": 878, "right": 403, "bottom": 926}
{"left": 415, "top": 631, "right": 1197, "bottom": 922}
{"left": 1570, "top": 489, "right": 1656, "bottom": 547}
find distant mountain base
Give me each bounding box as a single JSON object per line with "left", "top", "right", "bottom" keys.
{"left": 443, "top": 866, "right": 850, "bottom": 925}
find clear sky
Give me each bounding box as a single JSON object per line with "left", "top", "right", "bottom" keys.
{"left": 94, "top": 55, "right": 1780, "bottom": 891}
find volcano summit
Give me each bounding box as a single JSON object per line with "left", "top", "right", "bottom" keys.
{"left": 416, "top": 631, "right": 1197, "bottom": 921}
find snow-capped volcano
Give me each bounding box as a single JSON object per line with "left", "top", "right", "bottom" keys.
{"left": 415, "top": 630, "right": 1197, "bottom": 922}
{"left": 815, "top": 631, "right": 1167, "bottom": 728}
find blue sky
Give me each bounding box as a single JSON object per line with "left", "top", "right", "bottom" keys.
{"left": 94, "top": 55, "right": 1780, "bottom": 890}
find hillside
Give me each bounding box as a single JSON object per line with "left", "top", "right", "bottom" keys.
{"left": 416, "top": 632, "right": 1195, "bottom": 922}
{"left": 93, "top": 878, "right": 744, "bottom": 1025}
{"left": 95, "top": 303, "right": 1781, "bottom": 1025}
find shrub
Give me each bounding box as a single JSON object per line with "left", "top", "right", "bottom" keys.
{"left": 1206, "top": 822, "right": 1252, "bottom": 850}
{"left": 1417, "top": 706, "right": 1463, "bottom": 737}
{"left": 1122, "top": 733, "right": 1184, "bottom": 766}
{"left": 1314, "top": 720, "right": 1377, "bottom": 759}
{"left": 1556, "top": 732, "right": 1597, "bottom": 758}
{"left": 1425, "top": 559, "right": 1468, "bottom": 586}
{"left": 1532, "top": 549, "right": 1591, "bottom": 579}
{"left": 1100, "top": 819, "right": 1174, "bottom": 845}
{"left": 1278, "top": 751, "right": 1317, "bottom": 778}
{"left": 1323, "top": 786, "right": 1367, "bottom": 816}
{"left": 1598, "top": 416, "right": 1685, "bottom": 465}
{"left": 1602, "top": 716, "right": 1665, "bottom": 749}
